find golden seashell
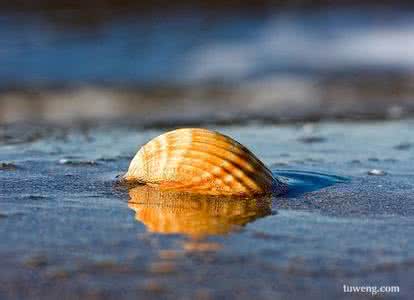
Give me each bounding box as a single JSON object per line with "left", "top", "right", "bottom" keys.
{"left": 123, "top": 128, "right": 286, "bottom": 196}
{"left": 127, "top": 185, "right": 271, "bottom": 237}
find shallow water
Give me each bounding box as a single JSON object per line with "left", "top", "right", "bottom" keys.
{"left": 1, "top": 120, "right": 414, "bottom": 299}
{"left": 1, "top": 8, "right": 414, "bottom": 86}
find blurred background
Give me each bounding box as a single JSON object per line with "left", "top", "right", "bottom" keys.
{"left": 1, "top": 0, "right": 414, "bottom": 125}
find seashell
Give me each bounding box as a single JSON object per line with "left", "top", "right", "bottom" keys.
{"left": 128, "top": 185, "right": 271, "bottom": 237}
{"left": 123, "top": 128, "right": 286, "bottom": 196}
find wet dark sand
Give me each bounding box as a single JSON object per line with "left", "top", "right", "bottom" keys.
{"left": 0, "top": 120, "right": 413, "bottom": 299}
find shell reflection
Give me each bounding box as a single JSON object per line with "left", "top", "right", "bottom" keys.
{"left": 128, "top": 185, "right": 272, "bottom": 237}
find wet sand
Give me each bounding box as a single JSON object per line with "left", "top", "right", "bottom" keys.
{"left": 1, "top": 120, "right": 413, "bottom": 299}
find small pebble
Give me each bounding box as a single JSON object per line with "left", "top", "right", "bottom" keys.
{"left": 368, "top": 169, "right": 386, "bottom": 176}
{"left": 0, "top": 162, "right": 18, "bottom": 170}
{"left": 59, "top": 158, "right": 97, "bottom": 165}
{"left": 59, "top": 159, "right": 71, "bottom": 164}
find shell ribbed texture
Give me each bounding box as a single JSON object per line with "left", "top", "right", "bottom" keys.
{"left": 124, "top": 128, "right": 283, "bottom": 196}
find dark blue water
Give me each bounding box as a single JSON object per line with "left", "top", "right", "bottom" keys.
{"left": 1, "top": 8, "right": 414, "bottom": 87}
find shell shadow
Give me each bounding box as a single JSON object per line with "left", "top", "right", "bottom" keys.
{"left": 273, "top": 169, "right": 349, "bottom": 198}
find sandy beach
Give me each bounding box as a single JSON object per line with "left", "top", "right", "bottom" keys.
{"left": 1, "top": 120, "right": 413, "bottom": 299}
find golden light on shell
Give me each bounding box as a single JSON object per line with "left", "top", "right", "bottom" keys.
{"left": 127, "top": 185, "right": 272, "bottom": 237}
{"left": 123, "top": 128, "right": 286, "bottom": 196}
